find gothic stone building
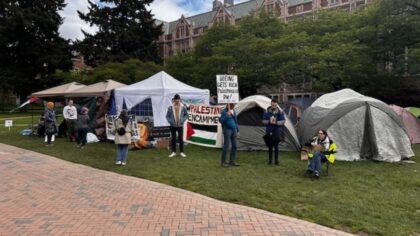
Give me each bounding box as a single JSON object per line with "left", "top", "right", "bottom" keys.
{"left": 157, "top": 0, "right": 372, "bottom": 103}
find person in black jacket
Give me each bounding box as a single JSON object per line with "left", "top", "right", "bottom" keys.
{"left": 77, "top": 107, "right": 90, "bottom": 149}
{"left": 262, "top": 99, "right": 285, "bottom": 165}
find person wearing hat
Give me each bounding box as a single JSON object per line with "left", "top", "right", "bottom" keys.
{"left": 76, "top": 107, "right": 90, "bottom": 149}
{"left": 262, "top": 99, "right": 285, "bottom": 165}
{"left": 44, "top": 102, "right": 57, "bottom": 146}
{"left": 166, "top": 94, "right": 189, "bottom": 158}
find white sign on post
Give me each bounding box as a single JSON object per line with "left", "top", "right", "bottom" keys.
{"left": 5, "top": 120, "right": 12, "bottom": 131}
{"left": 216, "top": 75, "right": 239, "bottom": 104}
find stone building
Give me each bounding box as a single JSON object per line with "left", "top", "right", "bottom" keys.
{"left": 157, "top": 0, "right": 373, "bottom": 103}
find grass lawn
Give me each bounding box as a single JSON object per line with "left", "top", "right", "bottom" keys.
{"left": 0, "top": 114, "right": 419, "bottom": 236}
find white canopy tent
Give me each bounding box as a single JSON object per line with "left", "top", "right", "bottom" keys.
{"left": 114, "top": 71, "right": 210, "bottom": 127}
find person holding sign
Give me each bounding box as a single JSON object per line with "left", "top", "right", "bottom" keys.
{"left": 262, "top": 99, "right": 285, "bottom": 165}
{"left": 219, "top": 103, "right": 240, "bottom": 167}
{"left": 166, "top": 94, "right": 189, "bottom": 158}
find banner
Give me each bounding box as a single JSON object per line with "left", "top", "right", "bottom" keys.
{"left": 105, "top": 114, "right": 139, "bottom": 141}
{"left": 217, "top": 75, "right": 239, "bottom": 104}
{"left": 184, "top": 104, "right": 224, "bottom": 148}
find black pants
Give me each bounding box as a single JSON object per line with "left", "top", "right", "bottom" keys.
{"left": 170, "top": 127, "right": 184, "bottom": 153}
{"left": 46, "top": 133, "right": 53, "bottom": 144}
{"left": 268, "top": 143, "right": 279, "bottom": 164}
{"left": 77, "top": 128, "right": 88, "bottom": 146}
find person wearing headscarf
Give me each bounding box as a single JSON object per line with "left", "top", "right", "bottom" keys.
{"left": 112, "top": 110, "right": 133, "bottom": 165}
{"left": 44, "top": 102, "right": 57, "bottom": 146}
{"left": 76, "top": 107, "right": 90, "bottom": 149}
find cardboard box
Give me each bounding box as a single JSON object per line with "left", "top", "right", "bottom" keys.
{"left": 156, "top": 138, "right": 170, "bottom": 149}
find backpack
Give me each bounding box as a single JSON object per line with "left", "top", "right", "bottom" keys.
{"left": 117, "top": 127, "right": 126, "bottom": 136}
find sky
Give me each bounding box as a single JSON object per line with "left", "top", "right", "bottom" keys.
{"left": 59, "top": 0, "right": 249, "bottom": 41}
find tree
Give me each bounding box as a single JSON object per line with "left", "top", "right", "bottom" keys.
{"left": 0, "top": 0, "right": 72, "bottom": 100}
{"left": 77, "top": 0, "right": 162, "bottom": 66}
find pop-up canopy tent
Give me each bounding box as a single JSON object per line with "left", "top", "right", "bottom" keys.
{"left": 114, "top": 71, "right": 210, "bottom": 127}
{"left": 389, "top": 104, "right": 420, "bottom": 144}
{"left": 299, "top": 89, "right": 414, "bottom": 162}
{"left": 63, "top": 80, "right": 127, "bottom": 141}
{"left": 64, "top": 80, "right": 126, "bottom": 97}
{"left": 31, "top": 82, "right": 86, "bottom": 98}
{"left": 234, "top": 95, "right": 301, "bottom": 152}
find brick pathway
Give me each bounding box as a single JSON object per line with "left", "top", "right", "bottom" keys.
{"left": 0, "top": 143, "right": 353, "bottom": 236}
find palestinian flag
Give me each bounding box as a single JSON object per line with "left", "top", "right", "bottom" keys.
{"left": 10, "top": 97, "right": 39, "bottom": 112}
{"left": 185, "top": 122, "right": 218, "bottom": 146}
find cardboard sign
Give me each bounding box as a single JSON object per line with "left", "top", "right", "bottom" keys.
{"left": 217, "top": 75, "right": 239, "bottom": 104}
{"left": 5, "top": 120, "right": 13, "bottom": 127}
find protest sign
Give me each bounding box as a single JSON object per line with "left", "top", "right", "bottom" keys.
{"left": 217, "top": 75, "right": 239, "bottom": 104}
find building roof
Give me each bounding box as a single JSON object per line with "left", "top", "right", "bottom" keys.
{"left": 158, "top": 0, "right": 313, "bottom": 35}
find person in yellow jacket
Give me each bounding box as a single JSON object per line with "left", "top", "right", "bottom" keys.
{"left": 305, "top": 129, "right": 336, "bottom": 178}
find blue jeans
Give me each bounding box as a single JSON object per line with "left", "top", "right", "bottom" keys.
{"left": 221, "top": 128, "right": 237, "bottom": 164}
{"left": 308, "top": 151, "right": 325, "bottom": 174}
{"left": 116, "top": 144, "right": 129, "bottom": 162}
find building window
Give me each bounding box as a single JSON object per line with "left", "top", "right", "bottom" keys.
{"left": 266, "top": 4, "right": 274, "bottom": 16}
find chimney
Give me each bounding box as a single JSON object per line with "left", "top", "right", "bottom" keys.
{"left": 213, "top": 0, "right": 222, "bottom": 10}
{"left": 224, "top": 0, "right": 234, "bottom": 7}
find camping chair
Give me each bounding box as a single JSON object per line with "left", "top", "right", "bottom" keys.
{"left": 321, "top": 142, "right": 337, "bottom": 176}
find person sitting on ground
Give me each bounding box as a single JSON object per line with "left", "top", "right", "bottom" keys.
{"left": 305, "top": 129, "right": 331, "bottom": 178}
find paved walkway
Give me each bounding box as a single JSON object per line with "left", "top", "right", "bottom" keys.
{"left": 0, "top": 143, "right": 353, "bottom": 236}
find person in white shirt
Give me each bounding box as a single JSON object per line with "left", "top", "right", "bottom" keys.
{"left": 63, "top": 99, "right": 78, "bottom": 142}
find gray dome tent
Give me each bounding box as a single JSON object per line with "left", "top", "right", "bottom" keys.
{"left": 298, "top": 89, "right": 414, "bottom": 162}
{"left": 234, "top": 95, "right": 301, "bottom": 152}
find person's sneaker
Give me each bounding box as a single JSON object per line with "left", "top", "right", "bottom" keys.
{"left": 180, "top": 152, "right": 187, "bottom": 158}
{"left": 168, "top": 152, "right": 176, "bottom": 158}
{"left": 121, "top": 162, "right": 126, "bottom": 166}
{"left": 314, "top": 171, "right": 320, "bottom": 178}
{"left": 229, "top": 162, "right": 240, "bottom": 167}
{"left": 221, "top": 162, "right": 229, "bottom": 167}
{"left": 115, "top": 161, "right": 122, "bottom": 165}
{"left": 305, "top": 169, "right": 313, "bottom": 176}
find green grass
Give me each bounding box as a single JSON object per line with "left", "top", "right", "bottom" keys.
{"left": 0, "top": 114, "right": 419, "bottom": 236}
{"left": 408, "top": 107, "right": 420, "bottom": 117}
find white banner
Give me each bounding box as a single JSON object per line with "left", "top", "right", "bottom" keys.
{"left": 5, "top": 120, "right": 13, "bottom": 127}
{"left": 217, "top": 75, "right": 239, "bottom": 104}
{"left": 105, "top": 115, "right": 139, "bottom": 141}
{"left": 183, "top": 104, "right": 224, "bottom": 148}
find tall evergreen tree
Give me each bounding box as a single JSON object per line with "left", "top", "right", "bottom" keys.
{"left": 77, "top": 0, "right": 162, "bottom": 66}
{"left": 0, "top": 0, "right": 72, "bottom": 100}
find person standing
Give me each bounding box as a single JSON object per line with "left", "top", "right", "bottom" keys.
{"left": 76, "top": 107, "right": 90, "bottom": 149}
{"left": 219, "top": 103, "right": 240, "bottom": 167}
{"left": 63, "top": 99, "right": 78, "bottom": 142}
{"left": 262, "top": 99, "right": 286, "bottom": 165}
{"left": 44, "top": 102, "right": 57, "bottom": 146}
{"left": 112, "top": 110, "right": 133, "bottom": 165}
{"left": 166, "top": 94, "right": 189, "bottom": 158}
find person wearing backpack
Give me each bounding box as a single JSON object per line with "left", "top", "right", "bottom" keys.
{"left": 112, "top": 110, "right": 133, "bottom": 165}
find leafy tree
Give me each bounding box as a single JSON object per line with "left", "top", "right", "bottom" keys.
{"left": 0, "top": 0, "right": 72, "bottom": 100}
{"left": 57, "top": 59, "right": 162, "bottom": 85}
{"left": 76, "top": 0, "right": 162, "bottom": 66}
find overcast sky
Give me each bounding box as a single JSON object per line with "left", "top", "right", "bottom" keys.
{"left": 59, "top": 0, "right": 249, "bottom": 41}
